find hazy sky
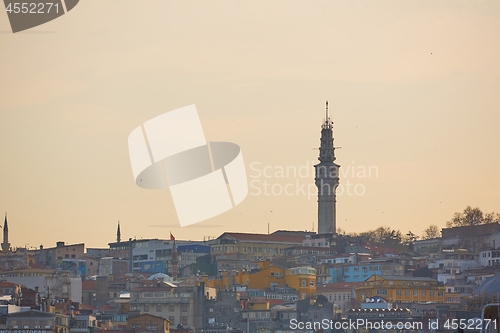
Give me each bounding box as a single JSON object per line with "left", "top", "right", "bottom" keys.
{"left": 1, "top": 0, "right": 499, "bottom": 249}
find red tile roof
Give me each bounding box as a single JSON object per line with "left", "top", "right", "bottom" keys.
{"left": 82, "top": 280, "right": 97, "bottom": 290}
{"left": 316, "top": 281, "right": 364, "bottom": 291}
{"left": 80, "top": 303, "right": 98, "bottom": 310}
{"left": 220, "top": 232, "right": 305, "bottom": 244}
{"left": 0, "top": 281, "right": 21, "bottom": 287}
{"left": 99, "top": 303, "right": 115, "bottom": 312}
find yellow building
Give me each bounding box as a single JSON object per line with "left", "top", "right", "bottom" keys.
{"left": 248, "top": 300, "right": 269, "bottom": 310}
{"left": 127, "top": 314, "right": 169, "bottom": 333}
{"left": 285, "top": 266, "right": 316, "bottom": 300}
{"left": 202, "top": 261, "right": 316, "bottom": 300}
{"left": 211, "top": 232, "right": 305, "bottom": 260}
{"left": 355, "top": 275, "right": 462, "bottom": 304}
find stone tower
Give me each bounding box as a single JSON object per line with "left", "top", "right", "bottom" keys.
{"left": 314, "top": 101, "right": 340, "bottom": 234}
{"left": 2, "top": 213, "right": 10, "bottom": 251}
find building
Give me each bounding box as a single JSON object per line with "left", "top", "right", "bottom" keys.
{"left": 328, "top": 262, "right": 404, "bottom": 283}
{"left": 0, "top": 268, "right": 82, "bottom": 303}
{"left": 129, "top": 282, "right": 207, "bottom": 329}
{"left": 428, "top": 249, "right": 480, "bottom": 283}
{"left": 296, "top": 298, "right": 336, "bottom": 333}
{"left": 85, "top": 248, "right": 110, "bottom": 259}
{"left": 109, "top": 238, "right": 209, "bottom": 275}
{"left": 316, "top": 281, "right": 363, "bottom": 312}
{"left": 202, "top": 261, "right": 316, "bottom": 300}
{"left": 204, "top": 291, "right": 242, "bottom": 332}
{"left": 7, "top": 309, "right": 69, "bottom": 332}
{"left": 35, "top": 242, "right": 85, "bottom": 269}
{"left": 355, "top": 275, "right": 461, "bottom": 304}
{"left": 127, "top": 313, "right": 170, "bottom": 333}
{"left": 315, "top": 101, "right": 340, "bottom": 235}
{"left": 210, "top": 232, "right": 305, "bottom": 261}
{"left": 69, "top": 314, "right": 97, "bottom": 333}
{"left": 99, "top": 257, "right": 129, "bottom": 276}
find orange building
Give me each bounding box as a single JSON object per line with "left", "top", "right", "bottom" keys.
{"left": 202, "top": 261, "right": 316, "bottom": 300}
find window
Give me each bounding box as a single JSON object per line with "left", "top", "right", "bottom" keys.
{"left": 413, "top": 290, "right": 418, "bottom": 296}
{"left": 430, "top": 291, "right": 435, "bottom": 296}
{"left": 263, "top": 248, "right": 267, "bottom": 253}
{"left": 396, "top": 290, "right": 402, "bottom": 296}
{"left": 438, "top": 291, "right": 443, "bottom": 297}
{"left": 310, "top": 281, "right": 315, "bottom": 287}
{"left": 169, "top": 305, "right": 175, "bottom": 312}
{"left": 144, "top": 304, "right": 149, "bottom": 312}
{"left": 146, "top": 324, "right": 157, "bottom": 330}
{"left": 259, "top": 247, "right": 262, "bottom": 253}
{"left": 301, "top": 293, "right": 306, "bottom": 299}
{"left": 181, "top": 316, "right": 188, "bottom": 326}
{"left": 405, "top": 290, "right": 410, "bottom": 296}
{"left": 301, "top": 280, "right": 306, "bottom": 287}
{"left": 421, "top": 291, "right": 426, "bottom": 296}
{"left": 156, "top": 304, "right": 162, "bottom": 312}
{"left": 253, "top": 247, "right": 257, "bottom": 253}
{"left": 169, "top": 316, "right": 175, "bottom": 325}
{"left": 377, "top": 289, "right": 388, "bottom": 296}
{"left": 181, "top": 304, "right": 188, "bottom": 312}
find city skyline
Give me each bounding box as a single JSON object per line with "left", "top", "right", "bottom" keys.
{"left": 1, "top": 1, "right": 500, "bottom": 248}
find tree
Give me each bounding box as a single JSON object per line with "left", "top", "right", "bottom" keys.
{"left": 404, "top": 231, "right": 419, "bottom": 245}
{"left": 422, "top": 225, "right": 439, "bottom": 239}
{"left": 446, "top": 206, "right": 500, "bottom": 228}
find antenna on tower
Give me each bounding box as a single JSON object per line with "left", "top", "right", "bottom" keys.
{"left": 326, "top": 100, "right": 329, "bottom": 123}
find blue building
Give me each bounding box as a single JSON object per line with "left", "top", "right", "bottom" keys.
{"left": 329, "top": 262, "right": 404, "bottom": 283}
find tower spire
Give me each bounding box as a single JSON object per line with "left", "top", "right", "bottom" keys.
{"left": 2, "top": 213, "right": 10, "bottom": 251}
{"left": 326, "top": 100, "right": 329, "bottom": 125}
{"left": 117, "top": 221, "right": 121, "bottom": 243}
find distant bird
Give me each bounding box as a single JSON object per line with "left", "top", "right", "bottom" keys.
{"left": 270, "top": 210, "right": 273, "bottom": 213}
{"left": 381, "top": 211, "right": 385, "bottom": 214}
{"left": 431, "top": 53, "right": 433, "bottom": 55}
{"left": 439, "top": 201, "right": 442, "bottom": 204}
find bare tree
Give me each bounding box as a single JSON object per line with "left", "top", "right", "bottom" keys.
{"left": 422, "top": 225, "right": 439, "bottom": 239}
{"left": 446, "top": 206, "right": 500, "bottom": 228}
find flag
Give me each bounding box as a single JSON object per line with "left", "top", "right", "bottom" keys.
{"left": 170, "top": 232, "right": 175, "bottom": 241}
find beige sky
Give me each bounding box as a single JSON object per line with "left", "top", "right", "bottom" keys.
{"left": 1, "top": 0, "right": 499, "bottom": 249}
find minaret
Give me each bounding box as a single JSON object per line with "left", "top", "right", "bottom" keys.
{"left": 2, "top": 213, "right": 10, "bottom": 251}
{"left": 314, "top": 101, "right": 340, "bottom": 234}
{"left": 117, "top": 221, "right": 121, "bottom": 243}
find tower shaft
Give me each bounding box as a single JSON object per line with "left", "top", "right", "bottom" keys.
{"left": 314, "top": 102, "right": 340, "bottom": 235}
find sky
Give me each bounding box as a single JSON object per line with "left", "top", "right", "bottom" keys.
{"left": 0, "top": 0, "right": 499, "bottom": 249}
